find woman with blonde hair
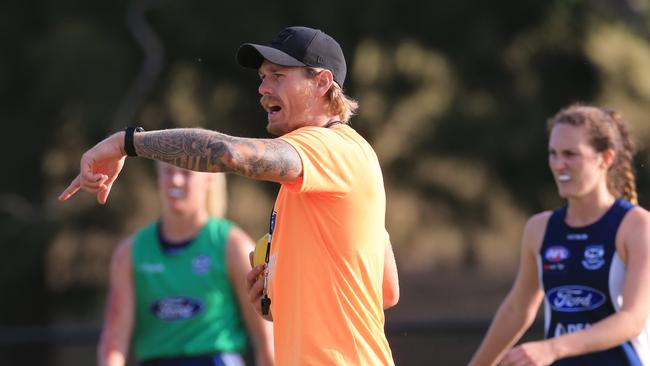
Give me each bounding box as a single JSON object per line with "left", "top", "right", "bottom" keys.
{"left": 470, "top": 104, "right": 650, "bottom": 365}
{"left": 98, "top": 162, "right": 274, "bottom": 366}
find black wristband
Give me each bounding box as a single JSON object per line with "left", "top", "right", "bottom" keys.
{"left": 124, "top": 126, "right": 144, "bottom": 157}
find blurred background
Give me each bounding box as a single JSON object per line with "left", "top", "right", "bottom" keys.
{"left": 3, "top": 0, "right": 650, "bottom": 364}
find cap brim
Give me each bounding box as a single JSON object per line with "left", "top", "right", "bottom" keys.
{"left": 237, "top": 43, "right": 306, "bottom": 69}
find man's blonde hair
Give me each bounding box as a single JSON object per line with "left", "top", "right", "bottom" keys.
{"left": 306, "top": 67, "right": 359, "bottom": 123}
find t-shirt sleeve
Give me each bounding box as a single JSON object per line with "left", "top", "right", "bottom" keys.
{"left": 279, "top": 127, "right": 355, "bottom": 194}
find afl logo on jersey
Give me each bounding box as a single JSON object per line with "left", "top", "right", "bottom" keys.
{"left": 582, "top": 245, "right": 605, "bottom": 270}
{"left": 547, "top": 285, "right": 606, "bottom": 312}
{"left": 545, "top": 246, "right": 570, "bottom": 263}
{"left": 151, "top": 297, "right": 204, "bottom": 321}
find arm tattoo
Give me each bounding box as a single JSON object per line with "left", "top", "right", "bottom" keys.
{"left": 134, "top": 128, "right": 302, "bottom": 182}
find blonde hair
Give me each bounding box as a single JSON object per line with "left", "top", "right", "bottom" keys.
{"left": 547, "top": 103, "right": 638, "bottom": 204}
{"left": 206, "top": 173, "right": 227, "bottom": 217}
{"left": 305, "top": 67, "right": 359, "bottom": 123}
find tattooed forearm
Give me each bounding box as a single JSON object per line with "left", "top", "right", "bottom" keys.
{"left": 135, "top": 128, "right": 234, "bottom": 172}
{"left": 134, "top": 128, "right": 302, "bottom": 182}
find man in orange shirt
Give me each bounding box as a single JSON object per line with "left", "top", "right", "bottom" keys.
{"left": 59, "top": 26, "right": 399, "bottom": 365}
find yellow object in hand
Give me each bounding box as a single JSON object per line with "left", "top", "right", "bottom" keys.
{"left": 254, "top": 233, "right": 270, "bottom": 267}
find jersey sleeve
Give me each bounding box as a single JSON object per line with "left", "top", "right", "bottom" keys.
{"left": 279, "top": 126, "right": 356, "bottom": 194}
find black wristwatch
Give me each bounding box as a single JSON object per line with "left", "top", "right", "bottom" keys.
{"left": 124, "top": 126, "right": 144, "bottom": 157}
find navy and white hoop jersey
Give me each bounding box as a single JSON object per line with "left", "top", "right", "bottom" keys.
{"left": 539, "top": 199, "right": 650, "bottom": 365}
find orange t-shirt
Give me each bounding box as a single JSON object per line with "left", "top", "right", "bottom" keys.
{"left": 268, "top": 125, "right": 394, "bottom": 366}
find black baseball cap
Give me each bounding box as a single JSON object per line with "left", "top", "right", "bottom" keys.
{"left": 237, "top": 26, "right": 347, "bottom": 87}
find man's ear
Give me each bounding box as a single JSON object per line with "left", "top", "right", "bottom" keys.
{"left": 315, "top": 70, "right": 334, "bottom": 97}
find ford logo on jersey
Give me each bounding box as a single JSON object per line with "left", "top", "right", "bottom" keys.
{"left": 151, "top": 297, "right": 204, "bottom": 321}
{"left": 544, "top": 246, "right": 570, "bottom": 263}
{"left": 547, "top": 286, "right": 606, "bottom": 312}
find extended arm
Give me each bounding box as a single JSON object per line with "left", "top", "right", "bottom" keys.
{"left": 226, "top": 227, "right": 274, "bottom": 366}
{"left": 59, "top": 129, "right": 302, "bottom": 204}
{"left": 468, "top": 213, "right": 548, "bottom": 366}
{"left": 382, "top": 238, "right": 399, "bottom": 309}
{"left": 98, "top": 238, "right": 134, "bottom": 366}
{"left": 134, "top": 129, "right": 301, "bottom": 182}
